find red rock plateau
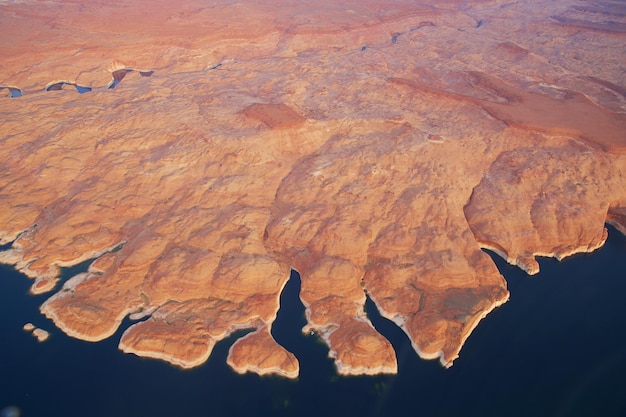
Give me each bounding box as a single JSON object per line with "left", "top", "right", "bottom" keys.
{"left": 1, "top": 0, "right": 625, "bottom": 378}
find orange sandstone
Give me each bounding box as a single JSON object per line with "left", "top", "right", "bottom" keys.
{"left": 0, "top": 0, "right": 625, "bottom": 378}
{"left": 22, "top": 322, "right": 50, "bottom": 342}
{"left": 227, "top": 327, "right": 299, "bottom": 379}
{"left": 32, "top": 328, "right": 50, "bottom": 343}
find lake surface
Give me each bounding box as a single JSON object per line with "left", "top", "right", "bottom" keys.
{"left": 1, "top": 226, "right": 625, "bottom": 417}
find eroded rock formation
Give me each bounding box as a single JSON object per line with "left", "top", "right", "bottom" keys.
{"left": 1, "top": 0, "right": 625, "bottom": 378}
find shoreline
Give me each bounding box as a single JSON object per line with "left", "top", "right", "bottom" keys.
{"left": 226, "top": 327, "right": 300, "bottom": 379}
{"left": 118, "top": 335, "right": 216, "bottom": 369}
{"left": 366, "top": 289, "right": 510, "bottom": 368}
{"left": 476, "top": 226, "right": 609, "bottom": 276}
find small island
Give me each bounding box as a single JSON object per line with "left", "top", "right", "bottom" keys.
{"left": 23, "top": 323, "right": 50, "bottom": 342}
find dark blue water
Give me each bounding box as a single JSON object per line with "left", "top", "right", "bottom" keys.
{"left": 74, "top": 85, "right": 92, "bottom": 94}
{"left": 1, "top": 226, "right": 625, "bottom": 417}
{"left": 4, "top": 88, "right": 22, "bottom": 98}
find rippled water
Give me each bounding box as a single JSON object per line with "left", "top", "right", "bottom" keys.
{"left": 1, "top": 226, "right": 625, "bottom": 417}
